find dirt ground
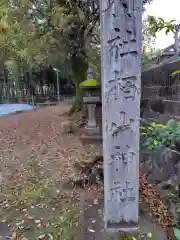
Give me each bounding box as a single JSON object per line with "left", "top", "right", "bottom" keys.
{"left": 0, "top": 104, "right": 101, "bottom": 239}
{"left": 0, "top": 104, "right": 172, "bottom": 240}
{"left": 0, "top": 104, "right": 100, "bottom": 185}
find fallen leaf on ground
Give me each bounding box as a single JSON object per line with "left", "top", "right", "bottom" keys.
{"left": 140, "top": 173, "right": 172, "bottom": 228}
{"left": 88, "top": 228, "right": 95, "bottom": 232}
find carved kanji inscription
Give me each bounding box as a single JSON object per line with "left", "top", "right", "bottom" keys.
{"left": 109, "top": 146, "right": 135, "bottom": 173}
{"left": 105, "top": 85, "right": 117, "bottom": 107}
{"left": 109, "top": 111, "right": 135, "bottom": 135}
{"left": 105, "top": 0, "right": 136, "bottom": 45}
{"left": 104, "top": 0, "right": 135, "bottom": 18}
{"left": 109, "top": 70, "right": 121, "bottom": 82}
{"left": 118, "top": 77, "right": 140, "bottom": 100}
{"left": 121, "top": 52, "right": 138, "bottom": 78}
{"left": 108, "top": 181, "right": 135, "bottom": 202}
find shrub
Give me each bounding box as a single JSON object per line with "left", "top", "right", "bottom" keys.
{"left": 141, "top": 119, "right": 180, "bottom": 230}
{"left": 140, "top": 119, "right": 180, "bottom": 152}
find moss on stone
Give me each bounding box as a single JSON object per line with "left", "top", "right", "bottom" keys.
{"left": 80, "top": 79, "right": 100, "bottom": 88}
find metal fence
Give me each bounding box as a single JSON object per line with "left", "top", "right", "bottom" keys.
{"left": 0, "top": 81, "right": 58, "bottom": 103}
{"left": 0, "top": 81, "right": 74, "bottom": 106}
{"left": 0, "top": 68, "right": 75, "bottom": 106}
{"left": 142, "top": 60, "right": 180, "bottom": 123}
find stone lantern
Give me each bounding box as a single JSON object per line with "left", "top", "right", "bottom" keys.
{"left": 80, "top": 68, "right": 101, "bottom": 137}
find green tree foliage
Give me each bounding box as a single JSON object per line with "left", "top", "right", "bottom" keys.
{"left": 0, "top": 0, "right": 167, "bottom": 111}
{"left": 0, "top": 0, "right": 100, "bottom": 112}
{"left": 148, "top": 15, "right": 176, "bottom": 36}
{"left": 142, "top": 19, "right": 162, "bottom": 67}
{"left": 147, "top": 15, "right": 180, "bottom": 78}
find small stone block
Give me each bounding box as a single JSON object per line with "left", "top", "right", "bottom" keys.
{"left": 79, "top": 135, "right": 102, "bottom": 145}
{"left": 85, "top": 126, "right": 100, "bottom": 135}
{"left": 83, "top": 96, "right": 101, "bottom": 104}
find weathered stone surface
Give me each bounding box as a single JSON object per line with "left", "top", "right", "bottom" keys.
{"left": 175, "top": 161, "right": 180, "bottom": 177}
{"left": 83, "top": 96, "right": 100, "bottom": 104}
{"left": 80, "top": 135, "right": 102, "bottom": 145}
{"left": 140, "top": 147, "right": 180, "bottom": 184}
{"left": 101, "top": 0, "right": 143, "bottom": 230}
{"left": 86, "top": 102, "right": 100, "bottom": 135}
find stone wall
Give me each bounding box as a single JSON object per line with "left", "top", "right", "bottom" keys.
{"left": 140, "top": 148, "right": 180, "bottom": 185}
{"left": 142, "top": 60, "right": 180, "bottom": 122}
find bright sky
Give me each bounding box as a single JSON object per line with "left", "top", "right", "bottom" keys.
{"left": 144, "top": 0, "right": 180, "bottom": 50}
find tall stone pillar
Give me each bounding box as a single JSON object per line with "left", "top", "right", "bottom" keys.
{"left": 100, "top": 0, "right": 143, "bottom": 231}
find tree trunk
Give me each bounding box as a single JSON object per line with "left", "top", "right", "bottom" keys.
{"left": 16, "top": 68, "right": 21, "bottom": 103}
{"left": 68, "top": 82, "right": 83, "bottom": 115}
{"left": 3, "top": 68, "right": 10, "bottom": 102}
{"left": 68, "top": 56, "right": 88, "bottom": 115}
